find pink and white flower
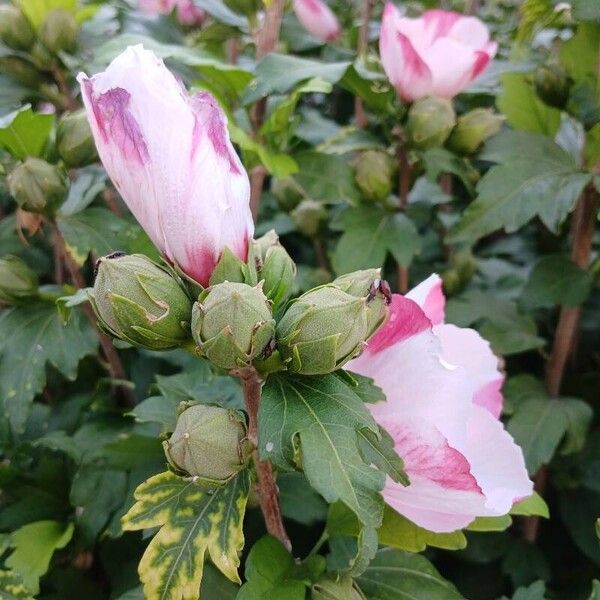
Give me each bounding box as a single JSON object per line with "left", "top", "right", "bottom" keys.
{"left": 347, "top": 274, "right": 532, "bottom": 532}
{"left": 293, "top": 0, "right": 341, "bottom": 43}
{"left": 379, "top": 3, "right": 497, "bottom": 101}
{"left": 138, "top": 0, "right": 205, "bottom": 26}
{"left": 78, "top": 45, "right": 253, "bottom": 286}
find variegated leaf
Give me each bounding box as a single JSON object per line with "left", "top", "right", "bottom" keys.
{"left": 122, "top": 470, "right": 250, "bottom": 600}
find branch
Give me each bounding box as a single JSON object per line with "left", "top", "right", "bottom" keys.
{"left": 354, "top": 0, "right": 373, "bottom": 128}
{"left": 237, "top": 366, "right": 291, "bottom": 551}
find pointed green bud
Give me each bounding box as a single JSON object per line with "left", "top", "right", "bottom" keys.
{"left": 0, "top": 5, "right": 35, "bottom": 51}
{"left": 276, "top": 283, "right": 385, "bottom": 375}
{"left": 191, "top": 282, "right": 275, "bottom": 370}
{"left": 291, "top": 199, "right": 327, "bottom": 237}
{"left": 56, "top": 109, "right": 98, "bottom": 167}
{"left": 446, "top": 108, "right": 504, "bottom": 155}
{"left": 355, "top": 150, "right": 396, "bottom": 203}
{"left": 406, "top": 96, "right": 456, "bottom": 150}
{"left": 39, "top": 9, "right": 78, "bottom": 54}
{"left": 163, "top": 404, "right": 252, "bottom": 484}
{"left": 0, "top": 56, "right": 41, "bottom": 88}
{"left": 272, "top": 176, "right": 303, "bottom": 211}
{"left": 332, "top": 269, "right": 391, "bottom": 338}
{"left": 92, "top": 253, "right": 193, "bottom": 350}
{"left": 534, "top": 63, "right": 571, "bottom": 109}
{"left": 0, "top": 256, "right": 39, "bottom": 305}
{"left": 8, "top": 159, "right": 67, "bottom": 215}
{"left": 252, "top": 230, "right": 296, "bottom": 309}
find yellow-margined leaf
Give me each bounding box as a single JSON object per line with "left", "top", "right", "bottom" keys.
{"left": 122, "top": 469, "right": 250, "bottom": 600}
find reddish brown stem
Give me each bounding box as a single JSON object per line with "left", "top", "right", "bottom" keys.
{"left": 465, "top": 0, "right": 480, "bottom": 15}
{"left": 250, "top": 165, "right": 268, "bottom": 222}
{"left": 51, "top": 66, "right": 77, "bottom": 113}
{"left": 354, "top": 0, "right": 373, "bottom": 128}
{"left": 523, "top": 183, "right": 599, "bottom": 542}
{"left": 238, "top": 367, "right": 291, "bottom": 551}
{"left": 396, "top": 146, "right": 411, "bottom": 293}
{"left": 53, "top": 225, "right": 135, "bottom": 407}
{"left": 312, "top": 237, "right": 329, "bottom": 271}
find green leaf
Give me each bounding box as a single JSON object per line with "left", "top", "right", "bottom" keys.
{"left": 122, "top": 470, "right": 250, "bottom": 600}
{"left": 59, "top": 166, "right": 106, "bottom": 216}
{"left": 502, "top": 581, "right": 547, "bottom": 600}
{"left": 467, "top": 515, "right": 513, "bottom": 532}
{"left": 260, "top": 373, "right": 386, "bottom": 528}
{"left": 332, "top": 205, "right": 420, "bottom": 275}
{"left": 450, "top": 132, "right": 591, "bottom": 242}
{"left": 378, "top": 506, "right": 467, "bottom": 552}
{"left": 237, "top": 536, "right": 311, "bottom": 599}
{"left": 278, "top": 472, "right": 328, "bottom": 526}
{"left": 560, "top": 23, "right": 600, "bottom": 86}
{"left": 497, "top": 73, "right": 561, "bottom": 136}
{"left": 507, "top": 396, "right": 593, "bottom": 474}
{"left": 340, "top": 372, "right": 386, "bottom": 404}
{"left": 589, "top": 581, "right": 600, "bottom": 600}
{"left": 510, "top": 492, "right": 549, "bottom": 518}
{"left": 0, "top": 106, "right": 54, "bottom": 160}
{"left": 0, "top": 570, "right": 35, "bottom": 600}
{"left": 520, "top": 254, "right": 593, "bottom": 308}
{"left": 340, "top": 65, "right": 396, "bottom": 115}
{"left": 0, "top": 301, "right": 97, "bottom": 432}
{"left": 15, "top": 0, "right": 76, "bottom": 29}
{"left": 355, "top": 548, "right": 465, "bottom": 599}
{"left": 420, "top": 148, "right": 477, "bottom": 196}
{"left": 290, "top": 151, "right": 360, "bottom": 205}
{"left": 6, "top": 520, "right": 74, "bottom": 594}
{"left": 559, "top": 488, "right": 600, "bottom": 564}
{"left": 194, "top": 0, "right": 247, "bottom": 29}
{"left": 357, "top": 427, "right": 408, "bottom": 486}
{"left": 243, "top": 54, "right": 350, "bottom": 105}
{"left": 571, "top": 0, "right": 600, "bottom": 21}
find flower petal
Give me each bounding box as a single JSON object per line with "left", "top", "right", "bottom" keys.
{"left": 405, "top": 273, "right": 445, "bottom": 325}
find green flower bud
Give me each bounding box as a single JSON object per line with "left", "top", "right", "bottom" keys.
{"left": 8, "top": 158, "right": 67, "bottom": 214}
{"left": 446, "top": 108, "right": 504, "bottom": 155}
{"left": 0, "top": 56, "right": 41, "bottom": 88}
{"left": 291, "top": 199, "right": 327, "bottom": 237}
{"left": 272, "top": 176, "right": 303, "bottom": 211}
{"left": 56, "top": 109, "right": 98, "bottom": 167}
{"left": 191, "top": 282, "right": 275, "bottom": 370}
{"left": 163, "top": 404, "right": 251, "bottom": 484}
{"left": 30, "top": 41, "right": 56, "bottom": 72}
{"left": 92, "top": 253, "right": 193, "bottom": 350}
{"left": 252, "top": 230, "right": 296, "bottom": 309}
{"left": 406, "top": 96, "right": 456, "bottom": 150}
{"left": 277, "top": 282, "right": 387, "bottom": 375}
{"left": 355, "top": 150, "right": 396, "bottom": 203}
{"left": 39, "top": 9, "right": 78, "bottom": 54}
{"left": 0, "top": 256, "right": 38, "bottom": 305}
{"left": 534, "top": 63, "right": 572, "bottom": 109}
{"left": 0, "top": 5, "right": 35, "bottom": 51}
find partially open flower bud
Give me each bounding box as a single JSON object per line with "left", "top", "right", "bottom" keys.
{"left": 0, "top": 256, "right": 39, "bottom": 305}
{"left": 277, "top": 282, "right": 388, "bottom": 375}
{"left": 8, "top": 159, "right": 67, "bottom": 214}
{"left": 163, "top": 404, "right": 251, "bottom": 484}
{"left": 0, "top": 57, "right": 41, "bottom": 88}
{"left": 39, "top": 9, "right": 78, "bottom": 54}
{"left": 56, "top": 109, "right": 98, "bottom": 167}
{"left": 446, "top": 108, "right": 504, "bottom": 155}
{"left": 406, "top": 96, "right": 456, "bottom": 150}
{"left": 191, "top": 282, "right": 275, "bottom": 370}
{"left": 291, "top": 199, "right": 327, "bottom": 237}
{"left": 272, "top": 176, "right": 303, "bottom": 211}
{"left": 252, "top": 230, "right": 296, "bottom": 309}
{"left": 92, "top": 253, "right": 193, "bottom": 349}
{"left": 355, "top": 150, "right": 396, "bottom": 203}
{"left": 534, "top": 63, "right": 571, "bottom": 109}
{"left": 0, "top": 5, "right": 35, "bottom": 51}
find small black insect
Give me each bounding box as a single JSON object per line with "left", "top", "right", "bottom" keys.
{"left": 367, "top": 278, "right": 393, "bottom": 305}
{"left": 262, "top": 338, "right": 277, "bottom": 359}
{"left": 93, "top": 251, "right": 127, "bottom": 278}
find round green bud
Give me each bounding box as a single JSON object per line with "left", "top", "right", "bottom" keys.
{"left": 0, "top": 56, "right": 41, "bottom": 88}
{"left": 92, "top": 253, "right": 193, "bottom": 350}
{"left": 252, "top": 230, "right": 296, "bottom": 309}
{"left": 534, "top": 63, "right": 571, "bottom": 109}
{"left": 8, "top": 158, "right": 67, "bottom": 214}
{"left": 406, "top": 96, "right": 456, "bottom": 150}
{"left": 191, "top": 282, "right": 275, "bottom": 370}
{"left": 446, "top": 108, "right": 504, "bottom": 155}
{"left": 0, "top": 5, "right": 35, "bottom": 51}
{"left": 30, "top": 41, "right": 57, "bottom": 72}
{"left": 56, "top": 109, "right": 98, "bottom": 167}
{"left": 277, "top": 282, "right": 388, "bottom": 375}
{"left": 163, "top": 404, "right": 251, "bottom": 484}
{"left": 39, "top": 9, "right": 78, "bottom": 54}
{"left": 354, "top": 150, "right": 396, "bottom": 203}
{"left": 291, "top": 199, "right": 327, "bottom": 238}
{"left": 272, "top": 176, "right": 303, "bottom": 211}
{"left": 0, "top": 255, "right": 39, "bottom": 305}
